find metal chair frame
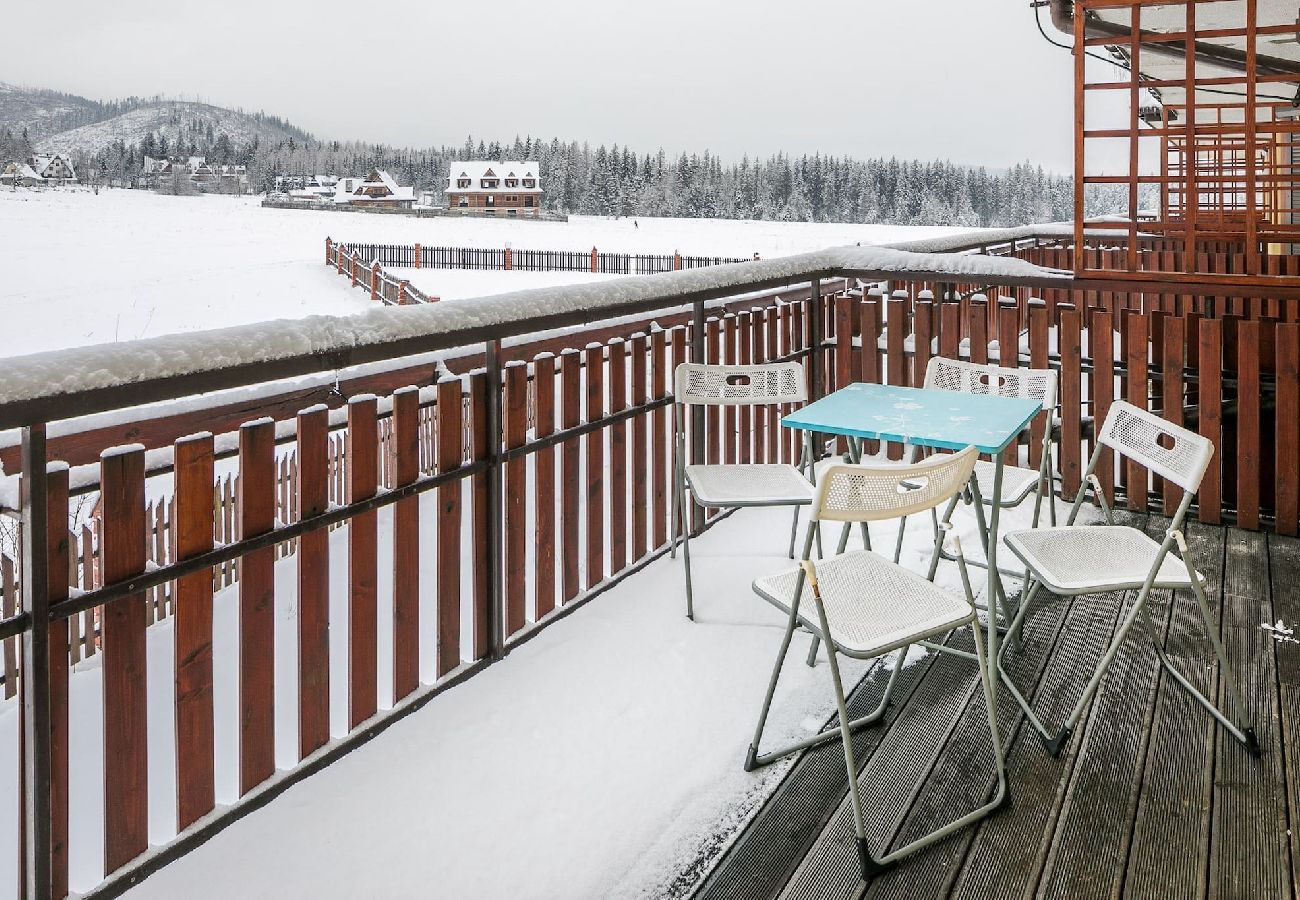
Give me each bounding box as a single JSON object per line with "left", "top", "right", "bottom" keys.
{"left": 745, "top": 447, "right": 1008, "bottom": 880}
{"left": 998, "top": 400, "right": 1260, "bottom": 758}
{"left": 670, "top": 361, "right": 815, "bottom": 620}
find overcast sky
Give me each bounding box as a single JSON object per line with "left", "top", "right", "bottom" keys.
{"left": 9, "top": 0, "right": 1130, "bottom": 173}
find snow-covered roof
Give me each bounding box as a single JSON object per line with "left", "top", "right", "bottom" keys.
{"left": 446, "top": 160, "right": 542, "bottom": 193}
{"left": 30, "top": 154, "right": 76, "bottom": 179}
{"left": 1, "top": 163, "right": 40, "bottom": 181}
{"left": 349, "top": 169, "right": 415, "bottom": 202}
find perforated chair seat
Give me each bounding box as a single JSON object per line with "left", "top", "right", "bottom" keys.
{"left": 973, "top": 460, "right": 1043, "bottom": 506}
{"left": 1004, "top": 525, "right": 1196, "bottom": 595}
{"left": 753, "top": 550, "right": 973, "bottom": 657}
{"left": 684, "top": 464, "right": 814, "bottom": 507}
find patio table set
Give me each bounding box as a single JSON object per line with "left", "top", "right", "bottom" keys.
{"left": 669, "top": 357, "right": 1260, "bottom": 881}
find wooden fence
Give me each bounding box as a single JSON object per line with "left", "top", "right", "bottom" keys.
{"left": 334, "top": 240, "right": 751, "bottom": 275}
{"left": 326, "top": 240, "right": 437, "bottom": 305}
{"left": 5, "top": 236, "right": 1299, "bottom": 899}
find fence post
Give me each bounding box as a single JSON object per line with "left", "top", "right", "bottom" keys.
{"left": 19, "top": 425, "right": 52, "bottom": 900}
{"left": 324, "top": 237, "right": 331, "bottom": 266}
{"left": 398, "top": 281, "right": 407, "bottom": 305}
{"left": 336, "top": 245, "right": 344, "bottom": 276}
{"left": 350, "top": 255, "right": 357, "bottom": 287}
{"left": 504, "top": 246, "right": 512, "bottom": 271}
{"left": 414, "top": 243, "right": 422, "bottom": 269}
{"left": 674, "top": 251, "right": 682, "bottom": 271}
{"left": 370, "top": 262, "right": 379, "bottom": 302}
{"left": 591, "top": 246, "right": 598, "bottom": 274}
{"left": 483, "top": 340, "right": 506, "bottom": 661}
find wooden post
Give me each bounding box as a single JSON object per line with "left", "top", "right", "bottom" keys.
{"left": 414, "top": 243, "right": 422, "bottom": 269}
{"left": 398, "top": 281, "right": 407, "bottom": 305}
{"left": 324, "top": 236, "right": 332, "bottom": 266}
{"left": 504, "top": 246, "right": 512, "bottom": 271}
{"left": 674, "top": 251, "right": 682, "bottom": 271}
{"left": 591, "top": 246, "right": 599, "bottom": 274}
{"left": 370, "top": 262, "right": 380, "bottom": 302}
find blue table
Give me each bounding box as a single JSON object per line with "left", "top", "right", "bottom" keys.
{"left": 781, "top": 382, "right": 1042, "bottom": 693}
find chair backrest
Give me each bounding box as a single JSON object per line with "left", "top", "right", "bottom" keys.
{"left": 673, "top": 362, "right": 807, "bottom": 407}
{"left": 925, "top": 356, "right": 1058, "bottom": 415}
{"left": 1097, "top": 401, "right": 1213, "bottom": 493}
{"left": 813, "top": 446, "right": 979, "bottom": 523}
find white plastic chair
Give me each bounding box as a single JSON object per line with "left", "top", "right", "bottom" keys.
{"left": 746, "top": 446, "right": 1007, "bottom": 879}
{"left": 671, "top": 361, "right": 814, "bottom": 620}
{"left": 999, "top": 401, "right": 1259, "bottom": 758}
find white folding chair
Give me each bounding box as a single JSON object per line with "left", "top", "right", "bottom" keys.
{"left": 892, "top": 356, "right": 1059, "bottom": 577}
{"left": 999, "top": 401, "right": 1259, "bottom": 758}
{"left": 671, "top": 361, "right": 814, "bottom": 620}
{"left": 746, "top": 446, "right": 1007, "bottom": 879}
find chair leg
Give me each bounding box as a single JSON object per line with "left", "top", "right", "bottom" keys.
{"left": 893, "top": 515, "right": 907, "bottom": 564}
{"left": 788, "top": 505, "right": 801, "bottom": 559}
{"left": 820, "top": 631, "right": 874, "bottom": 877}
{"left": 1143, "top": 563, "right": 1260, "bottom": 755}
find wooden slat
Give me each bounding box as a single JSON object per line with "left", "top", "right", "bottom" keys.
{"left": 885, "top": 297, "right": 906, "bottom": 460}
{"left": 296, "top": 405, "right": 330, "bottom": 756}
{"left": 1275, "top": 324, "right": 1299, "bottom": 535}
{"left": 1028, "top": 301, "right": 1050, "bottom": 473}
{"left": 173, "top": 432, "right": 215, "bottom": 828}
{"left": 1126, "top": 314, "right": 1150, "bottom": 512}
{"left": 630, "top": 336, "right": 649, "bottom": 561}
{"left": 504, "top": 363, "right": 528, "bottom": 636}
{"left": 392, "top": 386, "right": 420, "bottom": 700}
{"left": 47, "top": 466, "right": 70, "bottom": 900}
{"left": 1198, "top": 319, "right": 1223, "bottom": 524}
{"left": 1237, "top": 321, "right": 1262, "bottom": 530}
{"left": 1161, "top": 317, "right": 1186, "bottom": 515}
{"left": 999, "top": 300, "right": 1020, "bottom": 468}
{"left": 1059, "top": 306, "right": 1083, "bottom": 499}
{"left": 533, "top": 354, "right": 557, "bottom": 618}
{"left": 561, "top": 350, "right": 582, "bottom": 602}
{"left": 436, "top": 379, "right": 462, "bottom": 677}
{"left": 585, "top": 343, "right": 606, "bottom": 588}
{"left": 237, "top": 418, "right": 276, "bottom": 793}
{"left": 347, "top": 397, "right": 379, "bottom": 728}
{"left": 651, "top": 331, "right": 668, "bottom": 550}
{"left": 100, "top": 445, "right": 148, "bottom": 873}
{"left": 469, "top": 372, "right": 491, "bottom": 660}
{"left": 1090, "top": 309, "right": 1115, "bottom": 503}
{"left": 608, "top": 339, "right": 628, "bottom": 574}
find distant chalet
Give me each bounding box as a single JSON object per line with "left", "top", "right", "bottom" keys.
{"left": 1, "top": 153, "right": 77, "bottom": 186}
{"left": 445, "top": 161, "right": 542, "bottom": 217}
{"left": 347, "top": 168, "right": 416, "bottom": 209}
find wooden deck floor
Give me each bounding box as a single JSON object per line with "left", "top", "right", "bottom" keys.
{"left": 692, "top": 517, "right": 1298, "bottom": 900}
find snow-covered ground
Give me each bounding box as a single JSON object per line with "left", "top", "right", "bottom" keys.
{"left": 0, "top": 188, "right": 964, "bottom": 357}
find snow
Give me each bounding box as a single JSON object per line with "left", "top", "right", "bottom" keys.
{"left": 0, "top": 462, "right": 1077, "bottom": 899}
{"left": 0, "top": 191, "right": 1066, "bottom": 417}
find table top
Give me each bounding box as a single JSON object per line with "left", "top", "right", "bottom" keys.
{"left": 781, "top": 383, "right": 1042, "bottom": 455}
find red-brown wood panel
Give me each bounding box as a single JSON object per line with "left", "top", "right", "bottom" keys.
{"left": 1028, "top": 302, "right": 1050, "bottom": 472}
{"left": 651, "top": 332, "right": 669, "bottom": 550}
{"left": 534, "top": 355, "right": 557, "bottom": 618}
{"left": 1161, "top": 318, "right": 1186, "bottom": 515}
{"left": 1058, "top": 306, "right": 1083, "bottom": 499}
{"left": 1236, "top": 321, "right": 1262, "bottom": 530}
{"left": 1275, "top": 324, "right": 1299, "bottom": 535}
{"left": 469, "top": 372, "right": 490, "bottom": 661}
{"left": 998, "top": 300, "right": 1021, "bottom": 469}
{"left": 938, "top": 300, "right": 960, "bottom": 362}
{"left": 913, "top": 298, "right": 933, "bottom": 393}
{"left": 1197, "top": 319, "right": 1223, "bottom": 525}
{"left": 436, "top": 379, "right": 463, "bottom": 677}
{"left": 629, "top": 336, "right": 649, "bottom": 561}
{"left": 1090, "top": 310, "right": 1115, "bottom": 503}
{"left": 346, "top": 398, "right": 379, "bottom": 727}
{"left": 705, "top": 321, "right": 720, "bottom": 481}
{"left": 608, "top": 339, "right": 628, "bottom": 574}
{"left": 1125, "top": 314, "right": 1150, "bottom": 512}
{"left": 723, "top": 315, "right": 738, "bottom": 465}
{"left": 764, "top": 308, "right": 780, "bottom": 461}
{"left": 860, "top": 297, "right": 882, "bottom": 455}
{"left": 391, "top": 386, "right": 420, "bottom": 699}
{"left": 296, "top": 405, "right": 331, "bottom": 754}
{"left": 238, "top": 418, "right": 276, "bottom": 792}
{"left": 886, "top": 296, "right": 906, "bottom": 460}
{"left": 751, "top": 310, "right": 767, "bottom": 465}
{"left": 173, "top": 432, "right": 215, "bottom": 828}
{"left": 835, "top": 294, "right": 853, "bottom": 396}
{"left": 968, "top": 298, "right": 989, "bottom": 366}
{"left": 561, "top": 350, "right": 582, "bottom": 601}
{"left": 585, "top": 343, "right": 606, "bottom": 589}
{"left": 738, "top": 312, "right": 752, "bottom": 464}
{"left": 504, "top": 363, "right": 528, "bottom": 636}
{"left": 47, "top": 466, "right": 70, "bottom": 899}
{"left": 100, "top": 445, "right": 148, "bottom": 873}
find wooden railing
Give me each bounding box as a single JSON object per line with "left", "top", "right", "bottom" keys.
{"left": 2, "top": 230, "right": 1298, "bottom": 900}
{"left": 325, "top": 240, "right": 437, "bottom": 305}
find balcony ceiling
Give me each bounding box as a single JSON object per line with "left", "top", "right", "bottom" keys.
{"left": 1086, "top": 0, "right": 1300, "bottom": 122}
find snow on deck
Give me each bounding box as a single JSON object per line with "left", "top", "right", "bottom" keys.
{"left": 0, "top": 478, "right": 1070, "bottom": 899}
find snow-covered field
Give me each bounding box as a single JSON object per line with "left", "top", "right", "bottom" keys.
{"left": 0, "top": 188, "right": 964, "bottom": 357}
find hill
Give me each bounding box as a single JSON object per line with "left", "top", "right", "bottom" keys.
{"left": 0, "top": 82, "right": 314, "bottom": 158}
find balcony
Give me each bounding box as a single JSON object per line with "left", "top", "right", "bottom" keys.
{"left": 1, "top": 228, "right": 1297, "bottom": 898}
